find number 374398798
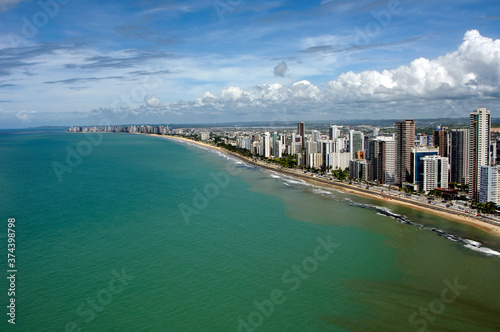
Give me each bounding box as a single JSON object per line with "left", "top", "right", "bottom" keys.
{"left": 8, "top": 218, "right": 16, "bottom": 269}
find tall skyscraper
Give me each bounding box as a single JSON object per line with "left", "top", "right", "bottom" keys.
{"left": 368, "top": 139, "right": 381, "bottom": 182}
{"left": 329, "top": 125, "right": 339, "bottom": 140}
{"left": 383, "top": 139, "right": 397, "bottom": 185}
{"left": 263, "top": 132, "right": 271, "bottom": 158}
{"left": 349, "top": 130, "right": 364, "bottom": 160}
{"left": 469, "top": 108, "right": 491, "bottom": 200}
{"left": 433, "top": 127, "right": 448, "bottom": 157}
{"left": 272, "top": 132, "right": 278, "bottom": 157}
{"left": 395, "top": 120, "right": 415, "bottom": 185}
{"left": 298, "top": 121, "right": 305, "bottom": 149}
{"left": 449, "top": 129, "right": 469, "bottom": 185}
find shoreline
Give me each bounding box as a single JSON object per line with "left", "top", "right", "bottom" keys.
{"left": 144, "top": 133, "right": 500, "bottom": 238}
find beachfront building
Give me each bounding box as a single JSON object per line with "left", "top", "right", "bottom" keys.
{"left": 479, "top": 166, "right": 500, "bottom": 204}
{"left": 383, "top": 139, "right": 398, "bottom": 185}
{"left": 449, "top": 129, "right": 470, "bottom": 185}
{"left": 469, "top": 108, "right": 491, "bottom": 201}
{"left": 395, "top": 120, "right": 416, "bottom": 185}
{"left": 410, "top": 147, "right": 439, "bottom": 191}
{"left": 272, "top": 132, "right": 278, "bottom": 157}
{"left": 307, "top": 153, "right": 323, "bottom": 169}
{"left": 200, "top": 131, "right": 210, "bottom": 141}
{"left": 368, "top": 139, "right": 382, "bottom": 182}
{"left": 239, "top": 138, "right": 251, "bottom": 150}
{"left": 263, "top": 132, "right": 271, "bottom": 158}
{"left": 422, "top": 155, "right": 449, "bottom": 193}
{"left": 349, "top": 130, "right": 364, "bottom": 160}
{"left": 325, "top": 152, "right": 351, "bottom": 171}
{"left": 350, "top": 159, "right": 369, "bottom": 181}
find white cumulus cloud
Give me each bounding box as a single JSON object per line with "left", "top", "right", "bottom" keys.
{"left": 324, "top": 30, "right": 500, "bottom": 103}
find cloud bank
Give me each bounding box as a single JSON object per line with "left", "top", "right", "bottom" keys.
{"left": 88, "top": 30, "right": 499, "bottom": 123}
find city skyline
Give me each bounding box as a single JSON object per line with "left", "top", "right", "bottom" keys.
{"left": 0, "top": 1, "right": 500, "bottom": 128}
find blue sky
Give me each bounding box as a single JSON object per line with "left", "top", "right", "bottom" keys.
{"left": 0, "top": 0, "right": 499, "bottom": 127}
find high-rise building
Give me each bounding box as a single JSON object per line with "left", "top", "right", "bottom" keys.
{"left": 433, "top": 127, "right": 448, "bottom": 157}
{"left": 422, "top": 155, "right": 449, "bottom": 193}
{"left": 449, "top": 129, "right": 470, "bottom": 185}
{"left": 350, "top": 159, "right": 368, "bottom": 181}
{"left": 411, "top": 147, "right": 439, "bottom": 190}
{"left": 490, "top": 141, "right": 497, "bottom": 165}
{"left": 383, "top": 139, "right": 397, "bottom": 185}
{"left": 200, "top": 132, "right": 210, "bottom": 141}
{"left": 496, "top": 139, "right": 500, "bottom": 165}
{"left": 298, "top": 121, "right": 305, "bottom": 149}
{"left": 368, "top": 139, "right": 381, "bottom": 182}
{"left": 306, "top": 141, "right": 319, "bottom": 155}
{"left": 312, "top": 130, "right": 320, "bottom": 142}
{"left": 415, "top": 133, "right": 429, "bottom": 147}
{"left": 469, "top": 108, "right": 491, "bottom": 200}
{"left": 479, "top": 166, "right": 500, "bottom": 204}
{"left": 272, "top": 132, "right": 278, "bottom": 157}
{"left": 263, "top": 132, "right": 271, "bottom": 158}
{"left": 329, "top": 125, "right": 339, "bottom": 140}
{"left": 349, "top": 130, "right": 364, "bottom": 160}
{"left": 395, "top": 120, "right": 415, "bottom": 185}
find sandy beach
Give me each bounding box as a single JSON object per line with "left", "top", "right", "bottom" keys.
{"left": 145, "top": 133, "right": 500, "bottom": 237}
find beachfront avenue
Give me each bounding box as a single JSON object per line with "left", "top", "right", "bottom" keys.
{"left": 237, "top": 235, "right": 340, "bottom": 331}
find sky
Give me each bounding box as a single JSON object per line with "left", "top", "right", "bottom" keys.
{"left": 0, "top": 0, "right": 499, "bottom": 128}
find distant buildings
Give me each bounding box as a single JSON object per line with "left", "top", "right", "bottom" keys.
{"left": 70, "top": 109, "right": 499, "bottom": 201}
{"left": 200, "top": 132, "right": 210, "bottom": 141}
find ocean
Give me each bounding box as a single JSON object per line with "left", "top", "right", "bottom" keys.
{"left": 1, "top": 130, "right": 500, "bottom": 331}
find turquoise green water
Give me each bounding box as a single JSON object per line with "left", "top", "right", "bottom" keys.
{"left": 1, "top": 131, "right": 500, "bottom": 331}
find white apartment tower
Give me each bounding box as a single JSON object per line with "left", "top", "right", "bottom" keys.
{"left": 422, "top": 155, "right": 449, "bottom": 193}
{"left": 479, "top": 166, "right": 500, "bottom": 204}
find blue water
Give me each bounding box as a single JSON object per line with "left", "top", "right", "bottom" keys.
{"left": 1, "top": 131, "right": 499, "bottom": 331}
